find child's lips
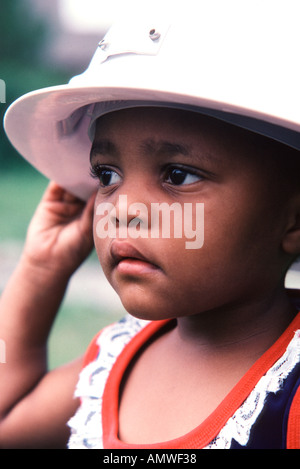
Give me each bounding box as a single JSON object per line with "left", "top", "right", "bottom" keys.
{"left": 110, "top": 241, "right": 160, "bottom": 275}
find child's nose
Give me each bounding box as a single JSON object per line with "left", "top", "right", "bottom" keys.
{"left": 113, "top": 194, "right": 149, "bottom": 231}
{"left": 112, "top": 177, "right": 156, "bottom": 234}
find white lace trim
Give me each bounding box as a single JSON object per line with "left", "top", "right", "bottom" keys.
{"left": 205, "top": 330, "right": 300, "bottom": 448}
{"left": 68, "top": 317, "right": 300, "bottom": 449}
{"left": 68, "top": 315, "right": 148, "bottom": 449}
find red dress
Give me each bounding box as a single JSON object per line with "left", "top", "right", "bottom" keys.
{"left": 68, "top": 313, "right": 300, "bottom": 449}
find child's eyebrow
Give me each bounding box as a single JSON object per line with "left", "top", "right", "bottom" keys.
{"left": 90, "top": 138, "right": 215, "bottom": 164}
{"left": 140, "top": 140, "right": 190, "bottom": 158}
{"left": 90, "top": 138, "right": 190, "bottom": 162}
{"left": 140, "top": 139, "right": 216, "bottom": 165}
{"left": 90, "top": 139, "right": 119, "bottom": 160}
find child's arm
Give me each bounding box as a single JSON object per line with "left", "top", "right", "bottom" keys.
{"left": 0, "top": 182, "right": 96, "bottom": 448}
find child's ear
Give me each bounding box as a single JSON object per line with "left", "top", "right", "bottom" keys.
{"left": 282, "top": 196, "right": 300, "bottom": 255}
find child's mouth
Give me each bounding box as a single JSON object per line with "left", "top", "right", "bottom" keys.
{"left": 110, "top": 241, "right": 160, "bottom": 276}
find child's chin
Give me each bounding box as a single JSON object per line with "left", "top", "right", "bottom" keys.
{"left": 122, "top": 304, "right": 174, "bottom": 323}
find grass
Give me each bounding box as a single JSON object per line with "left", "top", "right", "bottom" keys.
{"left": 0, "top": 167, "right": 124, "bottom": 368}
{"left": 0, "top": 166, "right": 48, "bottom": 241}
{"left": 48, "top": 301, "right": 122, "bottom": 369}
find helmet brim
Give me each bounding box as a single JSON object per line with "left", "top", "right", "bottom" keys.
{"left": 4, "top": 82, "right": 300, "bottom": 201}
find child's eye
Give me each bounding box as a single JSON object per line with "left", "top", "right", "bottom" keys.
{"left": 90, "top": 165, "right": 121, "bottom": 187}
{"left": 164, "top": 166, "right": 202, "bottom": 186}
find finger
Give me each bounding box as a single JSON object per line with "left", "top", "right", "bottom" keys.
{"left": 41, "top": 182, "right": 65, "bottom": 202}
{"left": 78, "top": 191, "right": 97, "bottom": 236}
{"left": 42, "top": 182, "right": 84, "bottom": 206}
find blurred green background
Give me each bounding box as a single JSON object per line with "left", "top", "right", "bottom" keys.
{"left": 0, "top": 1, "right": 124, "bottom": 369}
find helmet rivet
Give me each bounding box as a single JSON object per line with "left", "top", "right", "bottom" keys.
{"left": 149, "top": 29, "right": 161, "bottom": 41}
{"left": 98, "top": 39, "right": 109, "bottom": 50}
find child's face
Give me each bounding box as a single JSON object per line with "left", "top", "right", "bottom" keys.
{"left": 91, "top": 107, "right": 291, "bottom": 320}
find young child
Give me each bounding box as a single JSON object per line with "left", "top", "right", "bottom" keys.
{"left": 1, "top": 2, "right": 300, "bottom": 449}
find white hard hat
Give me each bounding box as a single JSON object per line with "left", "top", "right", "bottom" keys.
{"left": 4, "top": 0, "right": 300, "bottom": 200}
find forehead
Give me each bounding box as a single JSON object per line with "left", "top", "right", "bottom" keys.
{"left": 92, "top": 107, "right": 272, "bottom": 174}
{"left": 93, "top": 106, "right": 272, "bottom": 152}
{"left": 92, "top": 107, "right": 248, "bottom": 161}
{"left": 92, "top": 106, "right": 296, "bottom": 176}
{"left": 94, "top": 106, "right": 224, "bottom": 138}
{"left": 93, "top": 108, "right": 226, "bottom": 168}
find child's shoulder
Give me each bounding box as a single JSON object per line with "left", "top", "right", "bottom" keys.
{"left": 81, "top": 314, "right": 151, "bottom": 370}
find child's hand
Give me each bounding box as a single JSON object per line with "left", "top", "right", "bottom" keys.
{"left": 22, "top": 182, "right": 96, "bottom": 277}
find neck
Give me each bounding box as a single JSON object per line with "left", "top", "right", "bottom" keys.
{"left": 175, "top": 287, "right": 297, "bottom": 360}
